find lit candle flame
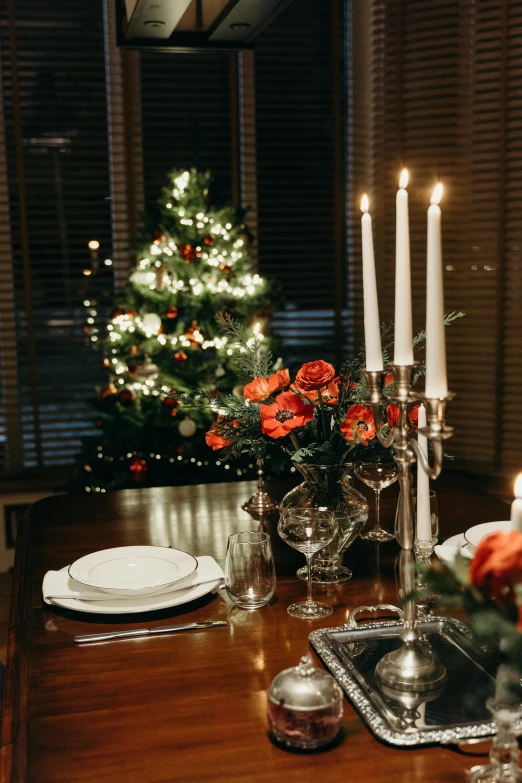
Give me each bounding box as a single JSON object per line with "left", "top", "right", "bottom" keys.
{"left": 399, "top": 168, "right": 409, "bottom": 189}
{"left": 88, "top": 240, "right": 100, "bottom": 251}
{"left": 431, "top": 183, "right": 443, "bottom": 206}
{"left": 514, "top": 473, "right": 522, "bottom": 499}
{"left": 361, "top": 194, "right": 369, "bottom": 213}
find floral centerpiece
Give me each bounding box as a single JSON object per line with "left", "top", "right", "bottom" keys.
{"left": 423, "top": 532, "right": 522, "bottom": 782}
{"left": 182, "top": 312, "right": 462, "bottom": 583}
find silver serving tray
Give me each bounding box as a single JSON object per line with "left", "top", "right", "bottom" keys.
{"left": 309, "top": 616, "right": 515, "bottom": 747}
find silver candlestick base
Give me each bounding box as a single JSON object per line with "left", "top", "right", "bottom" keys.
{"left": 361, "top": 363, "right": 454, "bottom": 693}
{"left": 242, "top": 458, "right": 279, "bottom": 520}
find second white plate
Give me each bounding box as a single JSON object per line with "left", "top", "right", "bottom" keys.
{"left": 464, "top": 520, "right": 512, "bottom": 549}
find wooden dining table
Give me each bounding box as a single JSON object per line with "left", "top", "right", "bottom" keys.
{"left": 0, "top": 471, "right": 511, "bottom": 783}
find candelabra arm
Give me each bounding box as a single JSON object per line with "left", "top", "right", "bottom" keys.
{"left": 369, "top": 403, "right": 396, "bottom": 449}
{"left": 410, "top": 437, "right": 443, "bottom": 481}
{"left": 395, "top": 462, "right": 414, "bottom": 549}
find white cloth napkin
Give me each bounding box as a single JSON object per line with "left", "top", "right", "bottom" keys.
{"left": 42, "top": 555, "right": 224, "bottom": 604}
{"left": 434, "top": 544, "right": 473, "bottom": 564}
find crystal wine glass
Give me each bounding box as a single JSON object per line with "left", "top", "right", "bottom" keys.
{"left": 355, "top": 462, "right": 400, "bottom": 543}
{"left": 278, "top": 507, "right": 337, "bottom": 619}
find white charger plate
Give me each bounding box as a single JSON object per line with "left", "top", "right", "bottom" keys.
{"left": 69, "top": 546, "right": 197, "bottom": 596}
{"left": 464, "top": 521, "right": 512, "bottom": 549}
{"left": 54, "top": 566, "right": 221, "bottom": 614}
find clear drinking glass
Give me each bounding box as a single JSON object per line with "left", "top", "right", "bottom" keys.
{"left": 278, "top": 508, "right": 337, "bottom": 619}
{"left": 355, "top": 462, "right": 400, "bottom": 542}
{"left": 225, "top": 531, "right": 276, "bottom": 609}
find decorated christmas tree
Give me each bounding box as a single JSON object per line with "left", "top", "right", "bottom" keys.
{"left": 77, "top": 168, "right": 278, "bottom": 491}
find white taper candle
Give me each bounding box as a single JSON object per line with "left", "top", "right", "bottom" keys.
{"left": 425, "top": 183, "right": 448, "bottom": 398}
{"left": 394, "top": 169, "right": 413, "bottom": 365}
{"left": 361, "top": 195, "right": 383, "bottom": 371}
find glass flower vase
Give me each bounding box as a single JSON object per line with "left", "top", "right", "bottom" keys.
{"left": 470, "top": 666, "right": 522, "bottom": 783}
{"left": 280, "top": 464, "right": 368, "bottom": 584}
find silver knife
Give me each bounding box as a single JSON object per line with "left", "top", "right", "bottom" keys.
{"left": 74, "top": 620, "right": 227, "bottom": 644}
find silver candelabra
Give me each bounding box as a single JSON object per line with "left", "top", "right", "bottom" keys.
{"left": 362, "top": 362, "right": 454, "bottom": 692}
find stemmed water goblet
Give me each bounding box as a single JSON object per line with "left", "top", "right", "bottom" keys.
{"left": 278, "top": 507, "right": 338, "bottom": 619}
{"left": 355, "top": 461, "right": 400, "bottom": 542}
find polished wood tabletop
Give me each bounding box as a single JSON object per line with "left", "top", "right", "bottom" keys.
{"left": 0, "top": 472, "right": 510, "bottom": 783}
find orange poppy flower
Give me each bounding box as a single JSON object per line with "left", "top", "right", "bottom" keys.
{"left": 260, "top": 391, "right": 313, "bottom": 439}
{"left": 386, "top": 404, "right": 400, "bottom": 429}
{"left": 340, "top": 403, "right": 376, "bottom": 445}
{"left": 384, "top": 372, "right": 395, "bottom": 389}
{"left": 409, "top": 404, "right": 420, "bottom": 430}
{"left": 386, "top": 403, "right": 420, "bottom": 430}
{"left": 205, "top": 417, "right": 238, "bottom": 450}
{"left": 243, "top": 369, "right": 290, "bottom": 402}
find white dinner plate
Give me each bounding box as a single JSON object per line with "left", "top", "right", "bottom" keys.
{"left": 69, "top": 546, "right": 197, "bottom": 596}
{"left": 54, "top": 567, "right": 221, "bottom": 614}
{"left": 435, "top": 533, "right": 474, "bottom": 564}
{"left": 464, "top": 521, "right": 512, "bottom": 549}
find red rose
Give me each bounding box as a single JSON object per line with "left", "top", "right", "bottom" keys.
{"left": 260, "top": 391, "right": 313, "bottom": 439}
{"left": 294, "top": 361, "right": 336, "bottom": 392}
{"left": 205, "top": 417, "right": 238, "bottom": 451}
{"left": 294, "top": 377, "right": 340, "bottom": 406}
{"left": 470, "top": 530, "right": 522, "bottom": 595}
{"left": 340, "top": 403, "right": 376, "bottom": 446}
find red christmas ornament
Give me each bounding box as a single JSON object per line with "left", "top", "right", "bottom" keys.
{"left": 178, "top": 244, "right": 198, "bottom": 263}
{"left": 162, "top": 395, "right": 179, "bottom": 416}
{"left": 99, "top": 384, "right": 118, "bottom": 399}
{"left": 183, "top": 321, "right": 201, "bottom": 348}
{"left": 174, "top": 351, "right": 188, "bottom": 364}
{"left": 129, "top": 456, "right": 148, "bottom": 482}
{"left": 130, "top": 345, "right": 138, "bottom": 356}
{"left": 167, "top": 306, "right": 178, "bottom": 319}
{"left": 203, "top": 235, "right": 214, "bottom": 247}
{"left": 220, "top": 264, "right": 231, "bottom": 274}
{"left": 118, "top": 388, "right": 135, "bottom": 407}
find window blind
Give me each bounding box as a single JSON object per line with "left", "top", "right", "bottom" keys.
{"left": 139, "top": 50, "right": 233, "bottom": 210}
{"left": 255, "top": 0, "right": 349, "bottom": 368}
{"left": 0, "top": 0, "right": 112, "bottom": 470}
{"left": 365, "top": 0, "right": 522, "bottom": 472}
